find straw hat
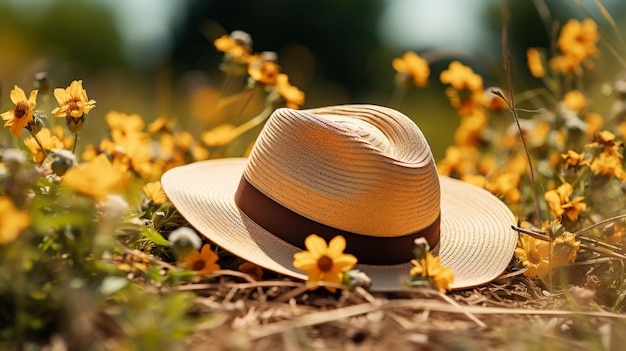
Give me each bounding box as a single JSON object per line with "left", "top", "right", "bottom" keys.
{"left": 161, "top": 105, "right": 517, "bottom": 291}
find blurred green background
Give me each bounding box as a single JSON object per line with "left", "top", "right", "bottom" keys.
{"left": 1, "top": 0, "right": 625, "bottom": 159}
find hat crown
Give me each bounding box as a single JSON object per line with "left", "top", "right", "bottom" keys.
{"left": 244, "top": 105, "right": 440, "bottom": 236}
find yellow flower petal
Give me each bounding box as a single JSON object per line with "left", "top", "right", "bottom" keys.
{"left": 292, "top": 251, "right": 318, "bottom": 270}
{"left": 0, "top": 196, "right": 30, "bottom": 245}
{"left": 327, "top": 235, "right": 347, "bottom": 257}
{"left": 304, "top": 234, "right": 328, "bottom": 257}
{"left": 9, "top": 85, "right": 27, "bottom": 105}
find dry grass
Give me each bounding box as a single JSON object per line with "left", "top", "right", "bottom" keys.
{"left": 145, "top": 269, "right": 626, "bottom": 351}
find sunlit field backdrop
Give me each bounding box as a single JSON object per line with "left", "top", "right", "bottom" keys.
{"left": 2, "top": 0, "right": 626, "bottom": 350}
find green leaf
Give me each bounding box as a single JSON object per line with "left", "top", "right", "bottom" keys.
{"left": 141, "top": 226, "right": 170, "bottom": 246}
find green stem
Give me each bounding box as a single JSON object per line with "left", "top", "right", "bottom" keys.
{"left": 31, "top": 133, "right": 49, "bottom": 158}
{"left": 208, "top": 71, "right": 236, "bottom": 125}
{"left": 231, "top": 106, "right": 273, "bottom": 137}
{"left": 72, "top": 132, "right": 79, "bottom": 154}
{"left": 389, "top": 83, "right": 407, "bottom": 109}
{"left": 231, "top": 86, "right": 257, "bottom": 125}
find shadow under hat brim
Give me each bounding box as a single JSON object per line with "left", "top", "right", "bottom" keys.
{"left": 162, "top": 158, "right": 518, "bottom": 291}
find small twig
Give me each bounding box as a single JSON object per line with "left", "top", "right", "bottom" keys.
{"left": 247, "top": 297, "right": 626, "bottom": 341}
{"left": 437, "top": 291, "right": 487, "bottom": 328}
{"left": 512, "top": 226, "right": 626, "bottom": 261}
{"left": 272, "top": 284, "right": 309, "bottom": 304}
{"left": 386, "top": 299, "right": 626, "bottom": 319}
{"left": 493, "top": 269, "right": 527, "bottom": 281}
{"left": 354, "top": 286, "right": 378, "bottom": 305}
{"left": 178, "top": 280, "right": 302, "bottom": 292}
{"left": 569, "top": 257, "right": 617, "bottom": 266}
{"left": 577, "top": 213, "right": 626, "bottom": 237}
{"left": 248, "top": 302, "right": 380, "bottom": 340}
{"left": 513, "top": 225, "right": 622, "bottom": 253}
{"left": 496, "top": 21, "right": 542, "bottom": 226}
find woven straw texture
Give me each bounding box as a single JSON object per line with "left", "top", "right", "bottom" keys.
{"left": 245, "top": 105, "right": 439, "bottom": 236}
{"left": 162, "top": 105, "right": 517, "bottom": 290}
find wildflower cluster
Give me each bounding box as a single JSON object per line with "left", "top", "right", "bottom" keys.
{"left": 191, "top": 30, "right": 308, "bottom": 154}
{"left": 214, "top": 30, "right": 305, "bottom": 110}
{"left": 0, "top": 30, "right": 311, "bottom": 344}
{"left": 392, "top": 16, "right": 626, "bottom": 300}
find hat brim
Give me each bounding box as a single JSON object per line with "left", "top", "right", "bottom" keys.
{"left": 162, "top": 158, "right": 517, "bottom": 291}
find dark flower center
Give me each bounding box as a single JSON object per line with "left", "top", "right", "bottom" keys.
{"left": 68, "top": 101, "right": 80, "bottom": 112}
{"left": 529, "top": 250, "right": 541, "bottom": 264}
{"left": 317, "top": 255, "right": 333, "bottom": 272}
{"left": 14, "top": 102, "right": 29, "bottom": 119}
{"left": 193, "top": 260, "right": 206, "bottom": 271}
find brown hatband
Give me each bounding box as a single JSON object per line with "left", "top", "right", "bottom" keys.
{"left": 234, "top": 177, "right": 440, "bottom": 265}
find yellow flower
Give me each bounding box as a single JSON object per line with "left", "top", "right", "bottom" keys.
{"left": 461, "top": 174, "right": 487, "bottom": 188}
{"left": 544, "top": 183, "right": 587, "bottom": 221}
{"left": 191, "top": 144, "right": 210, "bottom": 161}
{"left": 53, "top": 125, "right": 75, "bottom": 150}
{"left": 561, "top": 150, "right": 588, "bottom": 169}
{"left": 147, "top": 116, "right": 172, "bottom": 134}
{"left": 0, "top": 196, "right": 30, "bottom": 245}
{"left": 101, "top": 111, "right": 156, "bottom": 178}
{"left": 549, "top": 54, "right": 581, "bottom": 74}
{"left": 1, "top": 85, "right": 38, "bottom": 137}
{"left": 248, "top": 53, "right": 281, "bottom": 85}
{"left": 563, "top": 90, "right": 587, "bottom": 113}
{"left": 589, "top": 152, "right": 626, "bottom": 180}
{"left": 436, "top": 145, "right": 479, "bottom": 177}
{"left": 201, "top": 123, "right": 237, "bottom": 148}
{"left": 409, "top": 253, "right": 455, "bottom": 293}
{"left": 585, "top": 113, "right": 603, "bottom": 140}
{"left": 549, "top": 19, "right": 599, "bottom": 74}
{"left": 106, "top": 111, "right": 145, "bottom": 136}
{"left": 392, "top": 51, "right": 430, "bottom": 88}
{"left": 181, "top": 244, "right": 220, "bottom": 276}
{"left": 515, "top": 234, "right": 550, "bottom": 279}
{"left": 62, "top": 154, "right": 128, "bottom": 201}
{"left": 24, "top": 128, "right": 64, "bottom": 163}
{"left": 527, "top": 121, "right": 551, "bottom": 149}
{"left": 173, "top": 131, "right": 194, "bottom": 150}
{"left": 445, "top": 88, "right": 484, "bottom": 117}
{"left": 143, "top": 181, "right": 168, "bottom": 205}
{"left": 587, "top": 130, "right": 621, "bottom": 153}
{"left": 293, "top": 234, "right": 357, "bottom": 293}
{"left": 275, "top": 73, "right": 305, "bottom": 109}
{"left": 439, "top": 61, "right": 483, "bottom": 91}
{"left": 558, "top": 19, "right": 599, "bottom": 62}
{"left": 526, "top": 48, "right": 545, "bottom": 78}
{"left": 486, "top": 171, "right": 522, "bottom": 204}
{"left": 453, "top": 109, "right": 487, "bottom": 145}
{"left": 551, "top": 232, "right": 581, "bottom": 267}
{"left": 214, "top": 31, "right": 253, "bottom": 63}
{"left": 51, "top": 80, "right": 96, "bottom": 119}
